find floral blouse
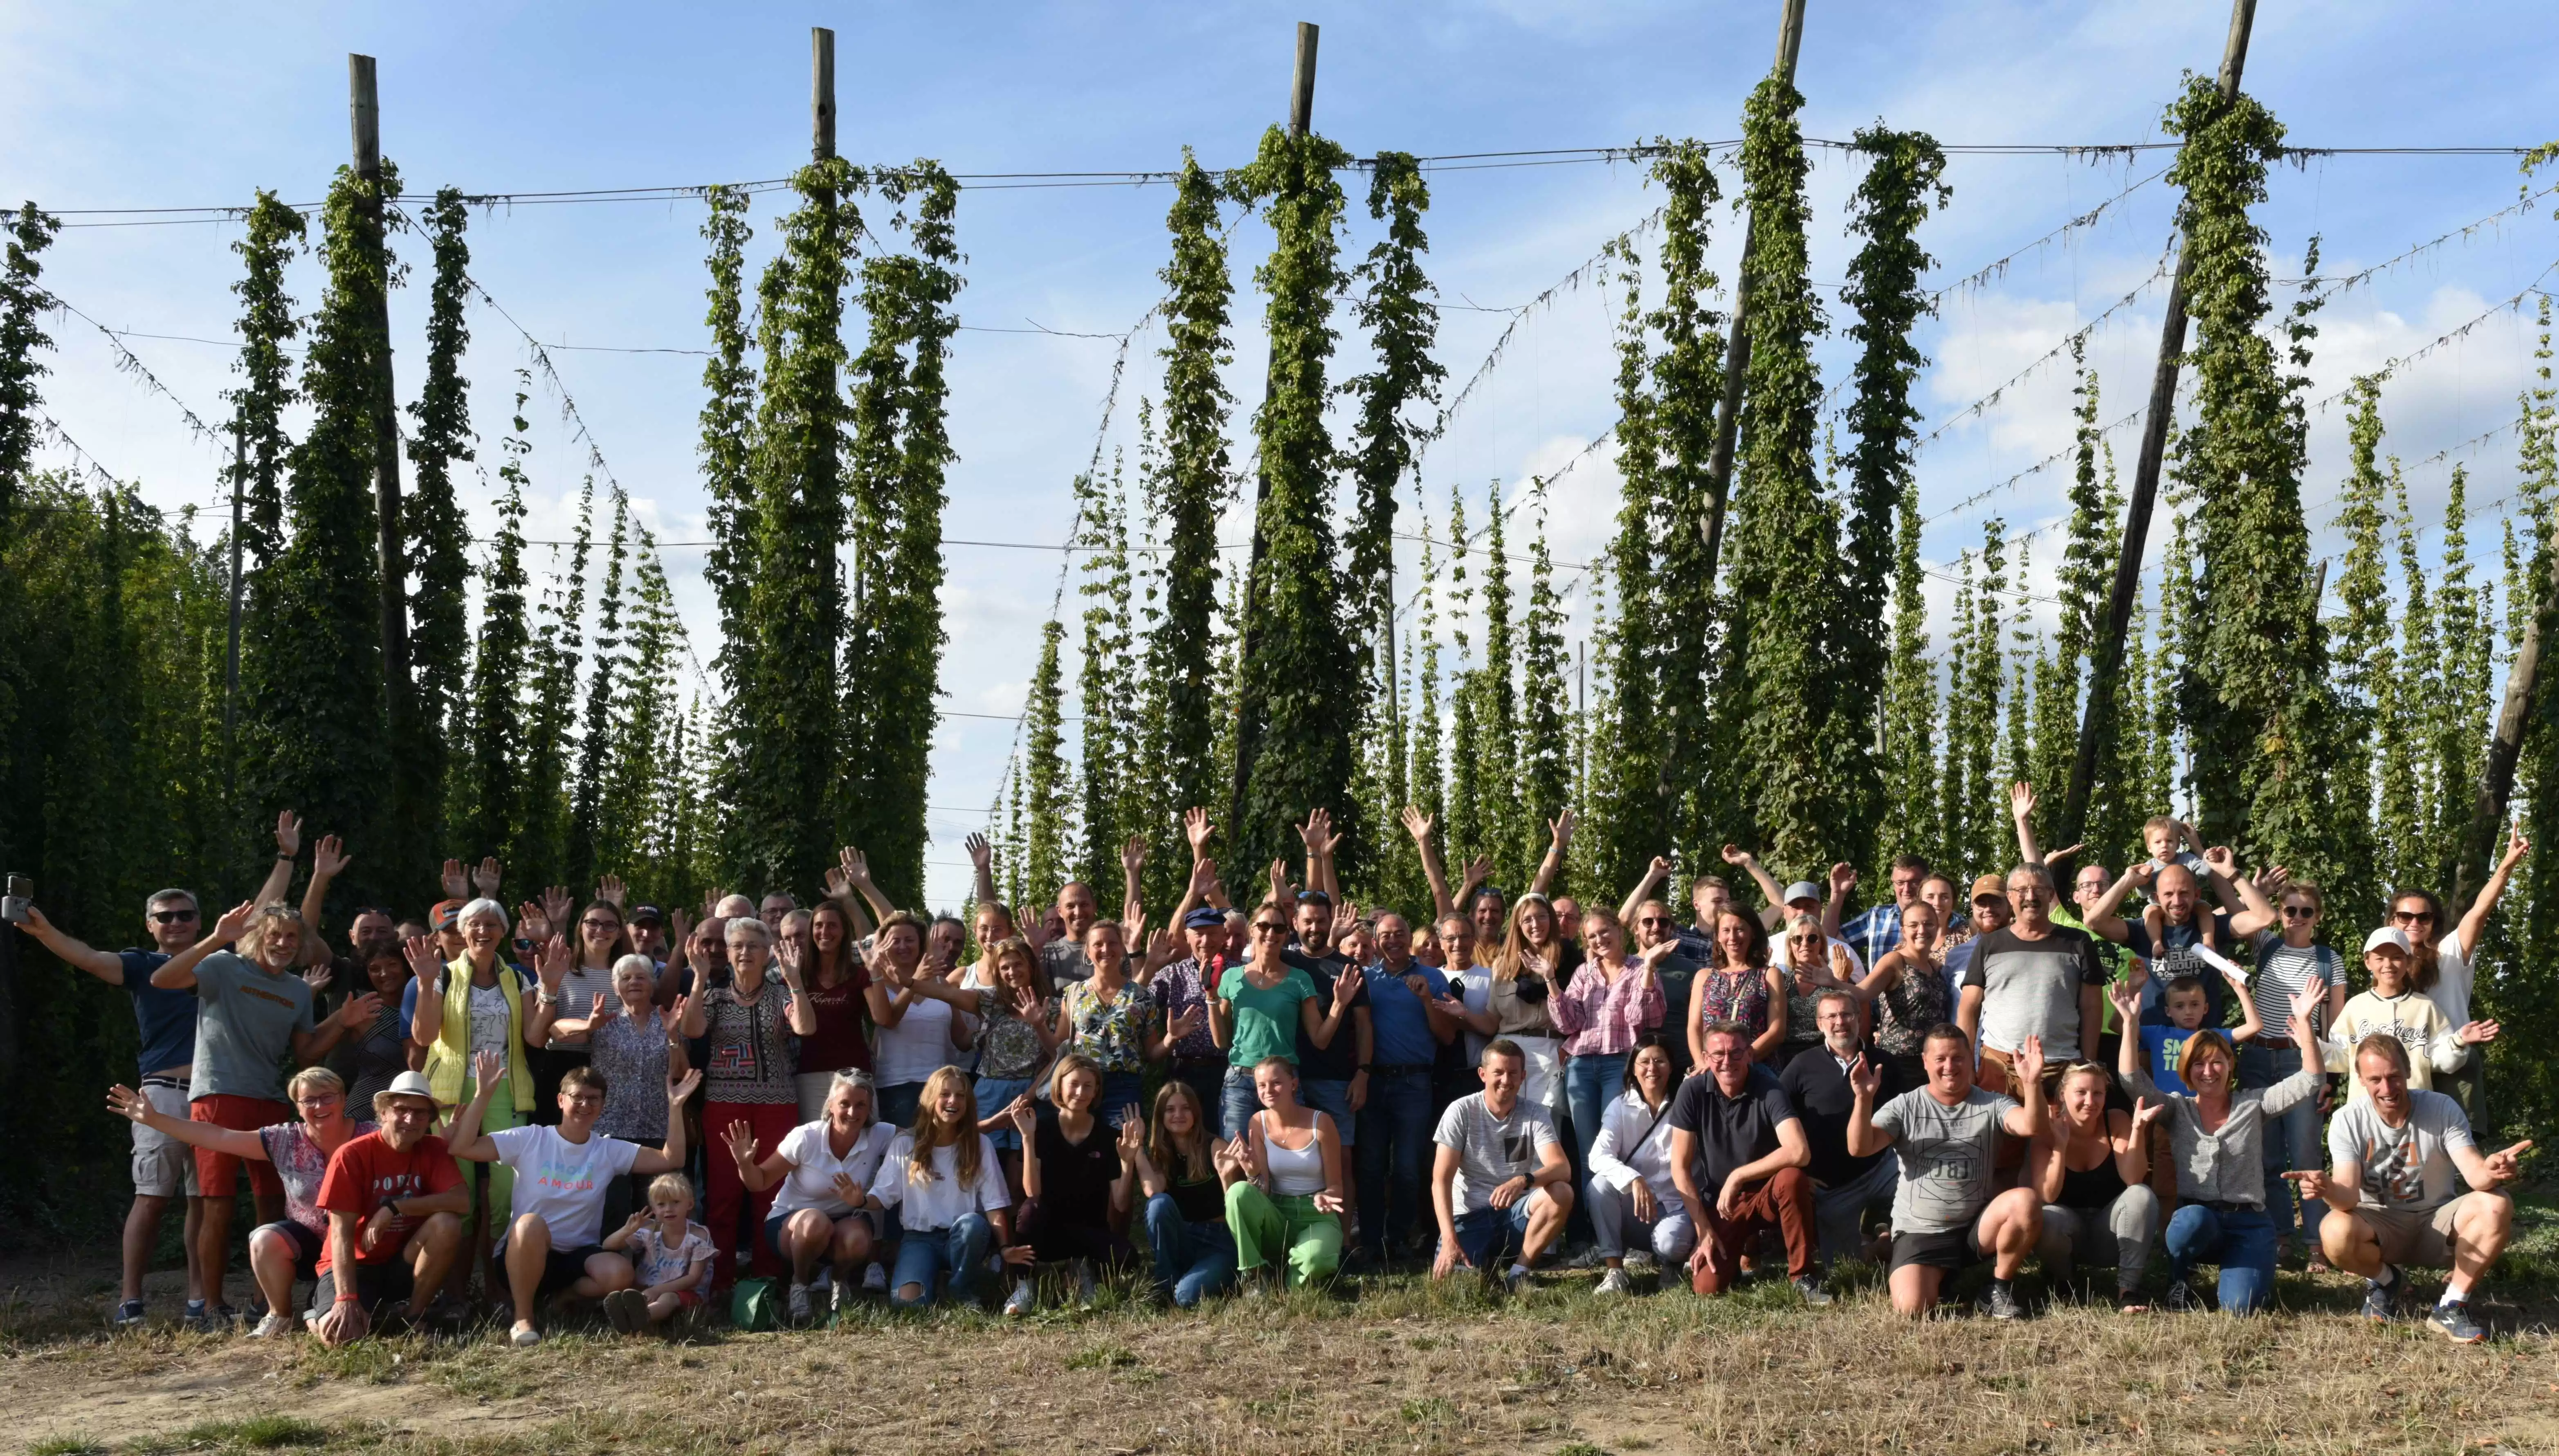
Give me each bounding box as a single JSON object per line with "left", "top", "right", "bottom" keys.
{"left": 1692, "top": 966, "right": 1773, "bottom": 1039}
{"left": 1062, "top": 979, "right": 1157, "bottom": 1075}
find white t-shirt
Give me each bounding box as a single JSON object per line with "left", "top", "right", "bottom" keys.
{"left": 875, "top": 994, "right": 959, "bottom": 1088}
{"left": 769, "top": 1119, "right": 896, "bottom": 1220}
{"left": 873, "top": 1131, "right": 1010, "bottom": 1231}
{"left": 2327, "top": 1090, "right": 2474, "bottom": 1213}
{"left": 1452, "top": 966, "right": 1494, "bottom": 1065}
{"left": 468, "top": 982, "right": 514, "bottom": 1060}
{"left": 489, "top": 1124, "right": 641, "bottom": 1250}
{"left": 2423, "top": 930, "right": 2475, "bottom": 1029}
{"left": 1770, "top": 935, "right": 1869, "bottom": 982}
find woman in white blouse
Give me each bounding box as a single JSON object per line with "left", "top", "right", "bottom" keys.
{"left": 1586, "top": 1040, "right": 1692, "bottom": 1294}
{"left": 723, "top": 1070, "right": 896, "bottom": 1323}
{"left": 872, "top": 1067, "right": 1022, "bottom": 1308}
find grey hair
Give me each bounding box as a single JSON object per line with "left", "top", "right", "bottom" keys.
{"left": 827, "top": 1070, "right": 878, "bottom": 1128}
{"left": 724, "top": 915, "right": 774, "bottom": 947}
{"left": 144, "top": 888, "right": 198, "bottom": 919}
{"left": 609, "top": 953, "right": 657, "bottom": 985}
{"left": 458, "top": 897, "right": 510, "bottom": 932}
{"left": 2006, "top": 864, "right": 2058, "bottom": 895}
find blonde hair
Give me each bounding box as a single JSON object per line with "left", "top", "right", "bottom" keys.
{"left": 1491, "top": 893, "right": 1557, "bottom": 982}
{"left": 646, "top": 1172, "right": 694, "bottom": 1206}
{"left": 1049, "top": 1051, "right": 1103, "bottom": 1103}
{"left": 904, "top": 1066, "right": 983, "bottom": 1188}
{"left": 236, "top": 903, "right": 309, "bottom": 962}
{"left": 285, "top": 1066, "right": 345, "bottom": 1101}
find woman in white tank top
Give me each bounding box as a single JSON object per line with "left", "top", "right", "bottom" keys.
{"left": 1224, "top": 1056, "right": 1346, "bottom": 1290}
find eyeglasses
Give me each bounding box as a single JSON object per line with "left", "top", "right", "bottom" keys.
{"left": 2391, "top": 910, "right": 2436, "bottom": 925}
{"left": 2281, "top": 905, "right": 2320, "bottom": 920}
{"left": 150, "top": 910, "right": 199, "bottom": 924}
{"left": 1249, "top": 923, "right": 1286, "bottom": 936}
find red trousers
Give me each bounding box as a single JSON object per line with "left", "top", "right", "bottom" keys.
{"left": 1692, "top": 1165, "right": 1818, "bottom": 1294}
{"left": 704, "top": 1099, "right": 796, "bottom": 1285}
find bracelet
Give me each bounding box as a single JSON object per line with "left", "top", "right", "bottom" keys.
{"left": 276, "top": 853, "right": 295, "bottom": 862}
{"left": 334, "top": 1293, "right": 360, "bottom": 1304}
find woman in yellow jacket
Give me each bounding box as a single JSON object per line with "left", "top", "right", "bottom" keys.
{"left": 406, "top": 898, "right": 542, "bottom": 1290}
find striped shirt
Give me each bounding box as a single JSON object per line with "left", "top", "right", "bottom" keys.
{"left": 2249, "top": 931, "right": 2345, "bottom": 1043}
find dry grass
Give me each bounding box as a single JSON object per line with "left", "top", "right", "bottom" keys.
{"left": 6, "top": 1259, "right": 2557, "bottom": 1456}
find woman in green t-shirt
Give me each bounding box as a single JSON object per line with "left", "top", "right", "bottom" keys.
{"left": 1206, "top": 905, "right": 1359, "bottom": 1140}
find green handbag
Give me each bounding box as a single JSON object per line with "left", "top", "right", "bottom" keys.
{"left": 729, "top": 1276, "right": 782, "bottom": 1332}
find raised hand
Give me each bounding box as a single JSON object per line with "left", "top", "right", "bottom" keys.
{"left": 822, "top": 866, "right": 849, "bottom": 901}
{"left": 667, "top": 992, "right": 696, "bottom": 1035}
{"left": 1186, "top": 857, "right": 1218, "bottom": 902}
{"left": 536, "top": 934, "right": 573, "bottom": 993}
{"left": 2127, "top": 862, "right": 2157, "bottom": 889}
{"left": 1296, "top": 809, "right": 1327, "bottom": 853}
{"left": 1267, "top": 859, "right": 1288, "bottom": 902}
{"left": 1009, "top": 1097, "right": 1037, "bottom": 1139}
{"left": 840, "top": 846, "right": 874, "bottom": 888}
{"left": 1644, "top": 854, "right": 1672, "bottom": 885}
{"left": 1210, "top": 1135, "right": 1245, "bottom": 1180}
{"left": 1145, "top": 925, "right": 1182, "bottom": 974}
{"left": 2009, "top": 781, "right": 2036, "bottom": 820}
{"left": 1847, "top": 1053, "right": 1882, "bottom": 1101}
{"left": 667, "top": 1069, "right": 701, "bottom": 1105}
{"left": 404, "top": 932, "right": 445, "bottom": 987}
{"left": 106, "top": 1084, "right": 153, "bottom": 1124}
{"left": 1012, "top": 985, "right": 1044, "bottom": 1022}
{"left": 722, "top": 1119, "right": 759, "bottom": 1170}
{"left": 2107, "top": 977, "right": 2143, "bottom": 1023}
{"left": 274, "top": 810, "right": 303, "bottom": 859}
{"left": 441, "top": 858, "right": 468, "bottom": 900}
{"left": 1398, "top": 805, "right": 1434, "bottom": 846}
{"left": 966, "top": 832, "right": 993, "bottom": 874}
{"left": 470, "top": 1047, "right": 505, "bottom": 1093}
{"left": 473, "top": 857, "right": 503, "bottom": 897}
{"left": 1331, "top": 965, "right": 1362, "bottom": 1012}
{"left": 2202, "top": 845, "right": 2238, "bottom": 875}
{"left": 1548, "top": 809, "right": 1577, "bottom": 850}
{"left": 336, "top": 991, "right": 383, "bottom": 1029}
{"left": 2288, "top": 985, "right": 2325, "bottom": 1027}
{"left": 775, "top": 931, "right": 805, "bottom": 980}
{"left": 1719, "top": 843, "right": 1753, "bottom": 867}
{"left": 2014, "top": 1034, "right": 2047, "bottom": 1089}
{"left": 595, "top": 874, "right": 627, "bottom": 909}
{"left": 516, "top": 901, "right": 548, "bottom": 940}
{"left": 2503, "top": 824, "right": 2532, "bottom": 868}
{"left": 1461, "top": 853, "right": 1494, "bottom": 890}
{"left": 542, "top": 886, "right": 574, "bottom": 934}
{"left": 1116, "top": 1108, "right": 1146, "bottom": 1160}
{"left": 211, "top": 900, "right": 258, "bottom": 947}
{"left": 830, "top": 1171, "right": 868, "bottom": 1207}
{"left": 312, "top": 834, "right": 352, "bottom": 880}
{"left": 589, "top": 990, "right": 616, "bottom": 1020}
{"left": 668, "top": 907, "right": 694, "bottom": 951}
{"left": 1829, "top": 861, "right": 1857, "bottom": 897}
{"left": 2457, "top": 1019, "right": 2502, "bottom": 1045}
{"left": 1186, "top": 807, "right": 1217, "bottom": 857}
{"left": 302, "top": 962, "right": 335, "bottom": 993}
{"left": 1122, "top": 833, "right": 1148, "bottom": 877}
{"left": 2130, "top": 1096, "right": 2165, "bottom": 1133}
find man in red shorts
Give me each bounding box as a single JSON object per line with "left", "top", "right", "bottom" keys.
{"left": 153, "top": 896, "right": 378, "bottom": 1324}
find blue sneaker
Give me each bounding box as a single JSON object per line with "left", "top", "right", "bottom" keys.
{"left": 2428, "top": 1300, "right": 2485, "bottom": 1344}
{"left": 112, "top": 1299, "right": 146, "bottom": 1329}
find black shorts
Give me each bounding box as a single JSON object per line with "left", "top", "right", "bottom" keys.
{"left": 314, "top": 1259, "right": 414, "bottom": 1312}
{"left": 1888, "top": 1227, "right": 1986, "bottom": 1274}
{"left": 259, "top": 1219, "right": 324, "bottom": 1279}
{"left": 524, "top": 1243, "right": 610, "bottom": 1297}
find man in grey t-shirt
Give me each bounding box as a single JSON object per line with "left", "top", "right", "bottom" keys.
{"left": 1849, "top": 1024, "right": 2047, "bottom": 1319}
{"left": 2290, "top": 1031, "right": 2529, "bottom": 1344}
{"left": 1431, "top": 1039, "right": 1572, "bottom": 1290}
{"left": 1957, "top": 864, "right": 2104, "bottom": 1090}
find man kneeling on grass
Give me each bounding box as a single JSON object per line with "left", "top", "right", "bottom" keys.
{"left": 1431, "top": 1039, "right": 1573, "bottom": 1292}
{"left": 2288, "top": 1032, "right": 2532, "bottom": 1344}
{"left": 1848, "top": 1025, "right": 2047, "bottom": 1319}
{"left": 445, "top": 1049, "right": 701, "bottom": 1346}
{"left": 1669, "top": 1021, "right": 1827, "bottom": 1305}
{"left": 310, "top": 1072, "right": 468, "bottom": 1347}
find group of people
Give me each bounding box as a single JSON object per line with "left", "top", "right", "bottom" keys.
{"left": 22, "top": 785, "right": 2532, "bottom": 1346}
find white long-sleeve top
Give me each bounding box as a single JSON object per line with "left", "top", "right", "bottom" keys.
{"left": 1586, "top": 1087, "right": 1681, "bottom": 1202}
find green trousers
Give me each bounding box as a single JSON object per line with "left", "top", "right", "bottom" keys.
{"left": 1226, "top": 1182, "right": 1341, "bottom": 1288}
{"left": 440, "top": 1074, "right": 519, "bottom": 1238}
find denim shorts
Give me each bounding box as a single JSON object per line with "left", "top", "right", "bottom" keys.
{"left": 1450, "top": 1202, "right": 1532, "bottom": 1268}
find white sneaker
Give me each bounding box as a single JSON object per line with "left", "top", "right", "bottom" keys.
{"left": 1622, "top": 1252, "right": 1655, "bottom": 1274}
{"left": 248, "top": 1312, "right": 297, "bottom": 1339}
{"left": 1593, "top": 1268, "right": 1632, "bottom": 1296}
{"left": 1003, "top": 1278, "right": 1037, "bottom": 1317}
{"left": 509, "top": 1322, "right": 541, "bottom": 1348}
{"left": 862, "top": 1262, "right": 887, "bottom": 1292}
{"left": 786, "top": 1282, "right": 814, "bottom": 1323}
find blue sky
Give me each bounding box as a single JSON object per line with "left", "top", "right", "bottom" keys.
{"left": 7, "top": 1, "right": 2556, "bottom": 907}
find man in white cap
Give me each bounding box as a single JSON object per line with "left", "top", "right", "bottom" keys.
{"left": 2287, "top": 1028, "right": 2530, "bottom": 1344}
{"left": 308, "top": 1070, "right": 468, "bottom": 1346}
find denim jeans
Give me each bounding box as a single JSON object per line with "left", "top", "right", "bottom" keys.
{"left": 1299, "top": 1077, "right": 1357, "bottom": 1147}
{"left": 1562, "top": 1051, "right": 1628, "bottom": 1241}
{"left": 1220, "top": 1067, "right": 1262, "bottom": 1142}
{"left": 1355, "top": 1068, "right": 1435, "bottom": 1258}
{"left": 1586, "top": 1178, "right": 1697, "bottom": 1263}
{"left": 876, "top": 1080, "right": 926, "bottom": 1132}
{"left": 2238, "top": 1043, "right": 2325, "bottom": 1243}
{"left": 888, "top": 1211, "right": 995, "bottom": 1308}
{"left": 1142, "top": 1192, "right": 1237, "bottom": 1307}
{"left": 2164, "top": 1202, "right": 2278, "bottom": 1313}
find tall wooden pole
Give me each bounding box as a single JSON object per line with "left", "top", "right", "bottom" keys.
{"left": 2456, "top": 530, "right": 2555, "bottom": 904}
{"left": 1226, "top": 20, "right": 1320, "bottom": 839}
{"left": 350, "top": 54, "right": 408, "bottom": 746}
{"left": 1693, "top": 0, "right": 1807, "bottom": 578}
{"left": 2056, "top": 0, "right": 2257, "bottom": 850}
{"left": 812, "top": 27, "right": 836, "bottom": 161}
{"left": 224, "top": 423, "right": 246, "bottom": 802}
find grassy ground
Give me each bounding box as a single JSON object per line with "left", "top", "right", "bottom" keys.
{"left": 9, "top": 1195, "right": 2559, "bottom": 1456}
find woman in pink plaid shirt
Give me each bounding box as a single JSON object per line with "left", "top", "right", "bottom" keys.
{"left": 1552, "top": 907, "right": 1674, "bottom": 1234}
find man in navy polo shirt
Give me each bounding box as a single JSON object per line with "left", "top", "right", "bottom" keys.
{"left": 1357, "top": 911, "right": 1456, "bottom": 1265}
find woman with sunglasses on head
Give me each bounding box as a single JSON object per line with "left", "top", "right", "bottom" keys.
{"left": 2027, "top": 1060, "right": 2164, "bottom": 1311}
{"left": 2244, "top": 878, "right": 2349, "bottom": 1268}
{"left": 864, "top": 910, "right": 978, "bottom": 1131}
{"left": 723, "top": 1069, "right": 894, "bottom": 1323}
{"left": 901, "top": 935, "right": 1060, "bottom": 1198}
{"left": 1775, "top": 913, "right": 1863, "bottom": 1071}
{"left": 2393, "top": 826, "right": 2530, "bottom": 1124}
{"left": 1205, "top": 906, "right": 1323, "bottom": 1141}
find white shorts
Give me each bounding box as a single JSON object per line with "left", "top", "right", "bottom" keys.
{"left": 132, "top": 1079, "right": 200, "bottom": 1198}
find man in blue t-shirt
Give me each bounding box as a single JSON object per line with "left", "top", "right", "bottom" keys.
{"left": 1356, "top": 911, "right": 1456, "bottom": 1265}
{"left": 20, "top": 892, "right": 209, "bottom": 1328}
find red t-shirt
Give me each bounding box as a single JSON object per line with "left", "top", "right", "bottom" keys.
{"left": 795, "top": 966, "right": 875, "bottom": 1075}
{"left": 315, "top": 1131, "right": 463, "bottom": 1270}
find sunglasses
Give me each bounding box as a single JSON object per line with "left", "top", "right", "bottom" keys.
{"left": 150, "top": 910, "right": 200, "bottom": 924}
{"left": 1249, "top": 923, "right": 1287, "bottom": 935}
{"left": 2391, "top": 910, "right": 2436, "bottom": 925}
{"left": 2282, "top": 905, "right": 2320, "bottom": 919}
